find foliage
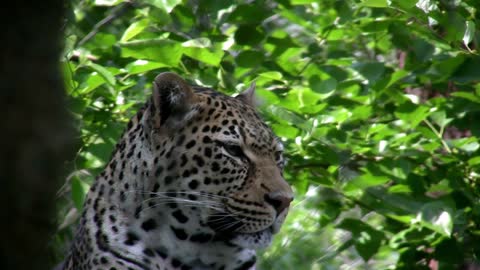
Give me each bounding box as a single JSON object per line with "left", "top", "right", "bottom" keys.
{"left": 57, "top": 0, "right": 480, "bottom": 269}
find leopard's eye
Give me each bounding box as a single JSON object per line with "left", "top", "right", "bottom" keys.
{"left": 223, "top": 143, "right": 244, "bottom": 158}
{"left": 275, "top": 151, "right": 285, "bottom": 169}
{"left": 278, "top": 160, "right": 285, "bottom": 170}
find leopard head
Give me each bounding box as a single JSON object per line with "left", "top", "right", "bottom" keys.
{"left": 135, "top": 72, "right": 293, "bottom": 250}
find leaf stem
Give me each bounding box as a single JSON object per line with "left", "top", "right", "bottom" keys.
{"left": 423, "top": 119, "right": 452, "bottom": 153}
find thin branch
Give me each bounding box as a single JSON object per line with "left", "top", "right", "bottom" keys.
{"left": 78, "top": 1, "right": 133, "bottom": 46}
{"left": 291, "top": 162, "right": 330, "bottom": 170}
{"left": 423, "top": 119, "right": 452, "bottom": 153}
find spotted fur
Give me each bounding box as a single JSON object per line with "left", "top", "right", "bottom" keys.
{"left": 62, "top": 73, "right": 293, "bottom": 270}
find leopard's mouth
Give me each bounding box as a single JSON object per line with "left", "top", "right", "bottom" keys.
{"left": 241, "top": 225, "right": 274, "bottom": 237}
{"left": 206, "top": 214, "right": 246, "bottom": 234}
{"left": 207, "top": 214, "right": 276, "bottom": 233}
{"left": 206, "top": 212, "right": 284, "bottom": 249}
{"left": 206, "top": 211, "right": 284, "bottom": 236}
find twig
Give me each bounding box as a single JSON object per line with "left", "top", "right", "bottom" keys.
{"left": 291, "top": 162, "right": 330, "bottom": 170}
{"left": 78, "top": 1, "right": 133, "bottom": 46}
{"left": 423, "top": 119, "right": 452, "bottom": 153}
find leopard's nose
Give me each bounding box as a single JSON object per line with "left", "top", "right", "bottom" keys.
{"left": 264, "top": 192, "right": 293, "bottom": 215}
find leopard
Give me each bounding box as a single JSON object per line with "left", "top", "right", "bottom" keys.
{"left": 61, "top": 72, "right": 294, "bottom": 270}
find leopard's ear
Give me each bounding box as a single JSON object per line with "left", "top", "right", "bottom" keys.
{"left": 149, "top": 72, "right": 198, "bottom": 129}
{"left": 236, "top": 81, "right": 256, "bottom": 106}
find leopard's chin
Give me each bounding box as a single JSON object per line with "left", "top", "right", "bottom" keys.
{"left": 229, "top": 210, "right": 288, "bottom": 250}
{"left": 206, "top": 214, "right": 275, "bottom": 249}
{"left": 230, "top": 227, "right": 273, "bottom": 250}
{"left": 206, "top": 207, "right": 289, "bottom": 249}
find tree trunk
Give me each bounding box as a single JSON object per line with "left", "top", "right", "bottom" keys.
{"left": 0, "top": 1, "right": 74, "bottom": 270}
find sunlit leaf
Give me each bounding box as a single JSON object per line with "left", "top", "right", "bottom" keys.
{"left": 468, "top": 156, "right": 480, "bottom": 166}
{"left": 362, "top": 0, "right": 389, "bottom": 8}
{"left": 121, "top": 19, "right": 149, "bottom": 42}
{"left": 71, "top": 177, "right": 91, "bottom": 210}
{"left": 429, "top": 111, "right": 453, "bottom": 129}
{"left": 258, "top": 71, "right": 283, "bottom": 81}
{"left": 125, "top": 60, "right": 167, "bottom": 75}
{"left": 182, "top": 38, "right": 224, "bottom": 66}
{"left": 120, "top": 39, "right": 183, "bottom": 66}
{"left": 88, "top": 63, "right": 116, "bottom": 86}
{"left": 291, "top": 0, "right": 316, "bottom": 4}
{"left": 451, "top": 91, "right": 480, "bottom": 103}
{"left": 343, "top": 172, "right": 390, "bottom": 196}
{"left": 144, "top": 0, "right": 182, "bottom": 13}
{"left": 450, "top": 137, "right": 480, "bottom": 153}
{"left": 394, "top": 102, "right": 432, "bottom": 128}
{"left": 94, "top": 0, "right": 122, "bottom": 6}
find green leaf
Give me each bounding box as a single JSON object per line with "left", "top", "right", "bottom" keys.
{"left": 411, "top": 38, "right": 435, "bottom": 62}
{"left": 88, "top": 63, "right": 116, "bottom": 86}
{"left": 125, "top": 60, "right": 167, "bottom": 75}
{"left": 228, "top": 4, "right": 273, "bottom": 24}
{"left": 276, "top": 48, "right": 304, "bottom": 75}
{"left": 468, "top": 156, "right": 480, "bottom": 166}
{"left": 94, "top": 0, "right": 122, "bottom": 6}
{"left": 267, "top": 106, "right": 310, "bottom": 131}
{"left": 450, "top": 137, "right": 479, "bottom": 153}
{"left": 234, "top": 24, "right": 264, "bottom": 46}
{"left": 375, "top": 158, "right": 412, "bottom": 181}
{"left": 256, "top": 89, "right": 280, "bottom": 105}
{"left": 343, "top": 172, "right": 390, "bottom": 196}
{"left": 90, "top": 33, "right": 117, "bottom": 49}
{"left": 309, "top": 76, "right": 337, "bottom": 98}
{"left": 429, "top": 111, "right": 453, "bottom": 130}
{"left": 120, "top": 39, "right": 183, "bottom": 67}
{"left": 362, "top": 0, "right": 389, "bottom": 7}
{"left": 182, "top": 38, "right": 224, "bottom": 66}
{"left": 63, "top": 61, "right": 77, "bottom": 93}
{"left": 451, "top": 91, "right": 480, "bottom": 103}
{"left": 235, "top": 50, "right": 265, "bottom": 68}
{"left": 272, "top": 123, "right": 299, "bottom": 139}
{"left": 71, "top": 177, "right": 91, "bottom": 211}
{"left": 451, "top": 56, "right": 480, "bottom": 83}
{"left": 386, "top": 70, "right": 408, "bottom": 87}
{"left": 337, "top": 219, "right": 385, "bottom": 261}
{"left": 426, "top": 55, "right": 465, "bottom": 81}
{"left": 121, "top": 19, "right": 149, "bottom": 42}
{"left": 352, "top": 62, "right": 385, "bottom": 84}
{"left": 280, "top": 88, "right": 325, "bottom": 114}
{"left": 394, "top": 102, "right": 432, "bottom": 128}
{"left": 144, "top": 0, "right": 182, "bottom": 13}
{"left": 361, "top": 19, "right": 392, "bottom": 32}
{"left": 291, "top": 0, "right": 316, "bottom": 4}
{"left": 258, "top": 71, "right": 283, "bottom": 81}
{"left": 427, "top": 179, "right": 452, "bottom": 194}
{"left": 77, "top": 73, "right": 106, "bottom": 94}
